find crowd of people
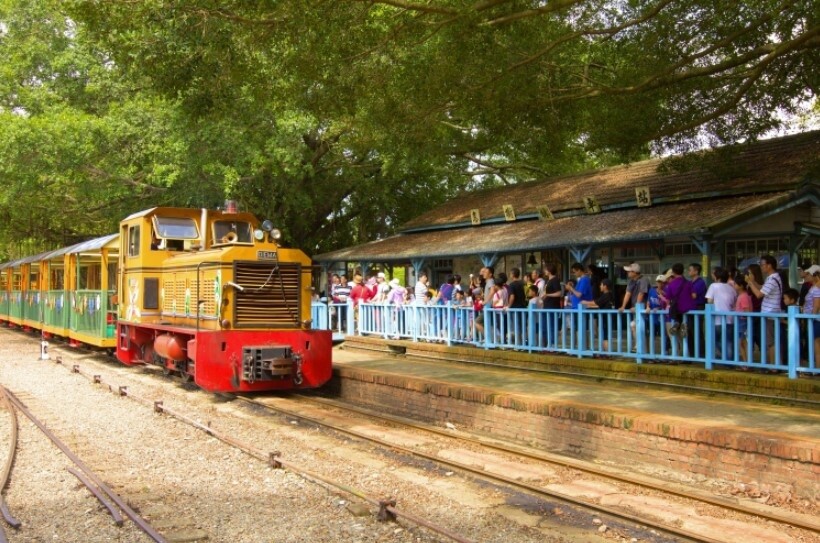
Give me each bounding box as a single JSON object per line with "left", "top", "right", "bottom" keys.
{"left": 323, "top": 257, "right": 820, "bottom": 370}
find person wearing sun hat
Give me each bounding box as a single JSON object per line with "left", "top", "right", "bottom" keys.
{"left": 646, "top": 271, "right": 671, "bottom": 342}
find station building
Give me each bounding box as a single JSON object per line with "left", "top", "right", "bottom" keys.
{"left": 315, "top": 130, "right": 819, "bottom": 289}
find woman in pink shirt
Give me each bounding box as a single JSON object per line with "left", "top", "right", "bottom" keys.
{"left": 733, "top": 276, "right": 754, "bottom": 365}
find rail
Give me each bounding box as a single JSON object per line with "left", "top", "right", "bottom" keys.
{"left": 311, "top": 301, "right": 819, "bottom": 378}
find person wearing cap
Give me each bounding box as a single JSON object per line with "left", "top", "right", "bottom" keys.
{"left": 621, "top": 262, "right": 650, "bottom": 351}
{"left": 801, "top": 266, "right": 820, "bottom": 368}
{"left": 799, "top": 264, "right": 820, "bottom": 307}
{"left": 373, "top": 272, "right": 390, "bottom": 303}
{"left": 647, "top": 272, "right": 669, "bottom": 344}
{"left": 620, "top": 262, "right": 650, "bottom": 311}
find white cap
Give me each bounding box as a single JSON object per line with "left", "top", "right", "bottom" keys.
{"left": 389, "top": 278, "right": 400, "bottom": 287}
{"left": 807, "top": 265, "right": 820, "bottom": 275}
{"left": 377, "top": 272, "right": 386, "bottom": 279}
{"left": 624, "top": 263, "right": 641, "bottom": 273}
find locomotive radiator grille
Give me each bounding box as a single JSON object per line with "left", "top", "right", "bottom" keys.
{"left": 233, "top": 262, "right": 301, "bottom": 328}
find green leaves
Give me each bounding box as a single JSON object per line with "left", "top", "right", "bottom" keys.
{"left": 0, "top": 0, "right": 815, "bottom": 258}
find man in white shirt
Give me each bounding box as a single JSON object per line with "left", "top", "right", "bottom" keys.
{"left": 746, "top": 255, "right": 785, "bottom": 365}
{"left": 705, "top": 268, "right": 737, "bottom": 360}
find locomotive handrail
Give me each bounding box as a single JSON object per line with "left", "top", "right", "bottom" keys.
{"left": 195, "top": 261, "right": 223, "bottom": 334}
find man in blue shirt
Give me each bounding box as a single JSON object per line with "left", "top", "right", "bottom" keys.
{"left": 566, "top": 262, "right": 593, "bottom": 309}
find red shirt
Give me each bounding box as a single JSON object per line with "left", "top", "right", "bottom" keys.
{"left": 350, "top": 282, "right": 373, "bottom": 307}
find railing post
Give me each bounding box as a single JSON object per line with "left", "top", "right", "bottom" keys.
{"left": 446, "top": 304, "right": 453, "bottom": 346}
{"left": 576, "top": 304, "right": 585, "bottom": 358}
{"left": 634, "top": 303, "right": 645, "bottom": 364}
{"left": 483, "top": 305, "right": 491, "bottom": 350}
{"left": 346, "top": 299, "right": 355, "bottom": 336}
{"left": 527, "top": 305, "right": 535, "bottom": 353}
{"left": 787, "top": 305, "right": 799, "bottom": 379}
{"left": 413, "top": 305, "right": 420, "bottom": 342}
{"left": 704, "top": 304, "right": 714, "bottom": 371}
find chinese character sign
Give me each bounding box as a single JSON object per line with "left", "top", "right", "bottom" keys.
{"left": 584, "top": 196, "right": 601, "bottom": 214}
{"left": 537, "top": 205, "right": 554, "bottom": 221}
{"left": 503, "top": 205, "right": 516, "bottom": 221}
{"left": 635, "top": 186, "right": 652, "bottom": 207}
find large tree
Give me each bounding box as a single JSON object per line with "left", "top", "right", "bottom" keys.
{"left": 68, "top": 0, "right": 818, "bottom": 164}
{"left": 1, "top": 0, "right": 816, "bottom": 257}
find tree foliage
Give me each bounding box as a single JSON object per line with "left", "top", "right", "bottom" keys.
{"left": 0, "top": 0, "right": 816, "bottom": 258}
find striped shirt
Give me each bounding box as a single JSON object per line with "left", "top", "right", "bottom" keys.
{"left": 759, "top": 273, "right": 783, "bottom": 313}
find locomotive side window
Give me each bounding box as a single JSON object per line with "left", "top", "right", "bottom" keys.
{"left": 153, "top": 217, "right": 199, "bottom": 239}
{"left": 213, "top": 221, "right": 252, "bottom": 244}
{"left": 128, "top": 225, "right": 141, "bottom": 257}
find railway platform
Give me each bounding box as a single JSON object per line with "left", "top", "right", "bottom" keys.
{"left": 327, "top": 337, "right": 820, "bottom": 501}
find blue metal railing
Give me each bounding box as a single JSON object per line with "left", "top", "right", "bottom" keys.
{"left": 310, "top": 301, "right": 819, "bottom": 379}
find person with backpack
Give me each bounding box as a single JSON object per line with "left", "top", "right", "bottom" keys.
{"left": 746, "top": 254, "right": 785, "bottom": 369}
{"left": 663, "top": 263, "right": 695, "bottom": 357}
{"left": 435, "top": 274, "right": 456, "bottom": 305}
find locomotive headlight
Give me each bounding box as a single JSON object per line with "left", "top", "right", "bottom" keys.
{"left": 261, "top": 220, "right": 274, "bottom": 232}
{"left": 270, "top": 228, "right": 282, "bottom": 241}
{"left": 253, "top": 228, "right": 265, "bottom": 241}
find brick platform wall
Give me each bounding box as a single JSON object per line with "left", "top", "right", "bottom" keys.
{"left": 334, "top": 367, "right": 819, "bottom": 500}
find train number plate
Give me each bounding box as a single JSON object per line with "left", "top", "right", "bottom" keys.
{"left": 257, "top": 250, "right": 277, "bottom": 260}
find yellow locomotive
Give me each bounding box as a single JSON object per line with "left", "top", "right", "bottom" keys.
{"left": 0, "top": 205, "right": 332, "bottom": 393}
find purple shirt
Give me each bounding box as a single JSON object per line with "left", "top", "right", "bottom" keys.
{"left": 691, "top": 277, "right": 707, "bottom": 308}
{"left": 664, "top": 276, "right": 695, "bottom": 313}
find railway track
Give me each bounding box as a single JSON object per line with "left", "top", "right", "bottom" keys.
{"left": 0, "top": 385, "right": 168, "bottom": 542}
{"left": 11, "top": 331, "right": 819, "bottom": 543}
{"left": 296, "top": 394, "right": 820, "bottom": 531}
{"left": 228, "top": 392, "right": 819, "bottom": 543}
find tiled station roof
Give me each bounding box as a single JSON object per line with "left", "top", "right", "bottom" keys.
{"left": 402, "top": 130, "right": 820, "bottom": 231}
{"left": 318, "top": 192, "right": 793, "bottom": 261}
{"left": 315, "top": 130, "right": 819, "bottom": 263}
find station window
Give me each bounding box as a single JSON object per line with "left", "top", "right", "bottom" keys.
{"left": 664, "top": 242, "right": 699, "bottom": 257}
{"left": 617, "top": 246, "right": 655, "bottom": 259}
{"left": 725, "top": 238, "right": 789, "bottom": 270}
{"left": 128, "top": 225, "right": 140, "bottom": 257}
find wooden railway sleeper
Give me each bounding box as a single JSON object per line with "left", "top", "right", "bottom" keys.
{"left": 377, "top": 499, "right": 397, "bottom": 522}
{"left": 268, "top": 452, "right": 282, "bottom": 469}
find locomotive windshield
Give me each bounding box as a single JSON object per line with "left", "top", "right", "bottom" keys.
{"left": 213, "top": 220, "right": 253, "bottom": 244}
{"left": 153, "top": 217, "right": 200, "bottom": 239}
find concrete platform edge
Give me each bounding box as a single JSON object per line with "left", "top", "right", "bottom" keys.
{"left": 331, "top": 354, "right": 820, "bottom": 499}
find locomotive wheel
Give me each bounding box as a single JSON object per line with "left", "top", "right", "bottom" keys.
{"left": 177, "top": 361, "right": 193, "bottom": 383}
